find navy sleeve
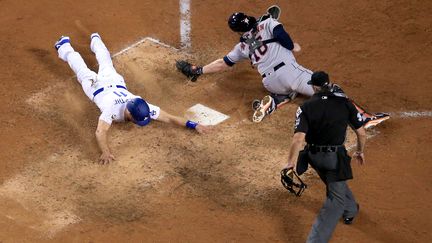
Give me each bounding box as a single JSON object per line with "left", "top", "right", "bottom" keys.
{"left": 273, "top": 24, "right": 294, "bottom": 50}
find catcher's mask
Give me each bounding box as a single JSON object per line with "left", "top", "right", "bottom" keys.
{"left": 280, "top": 168, "right": 307, "bottom": 197}
{"left": 126, "top": 98, "right": 151, "bottom": 126}
{"left": 228, "top": 12, "right": 257, "bottom": 33}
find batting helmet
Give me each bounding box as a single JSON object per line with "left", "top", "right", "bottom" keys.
{"left": 228, "top": 12, "right": 256, "bottom": 32}
{"left": 126, "top": 98, "right": 151, "bottom": 126}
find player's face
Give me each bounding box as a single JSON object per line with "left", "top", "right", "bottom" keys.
{"left": 124, "top": 109, "right": 133, "bottom": 122}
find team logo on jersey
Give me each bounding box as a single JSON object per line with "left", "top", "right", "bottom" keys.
{"left": 357, "top": 112, "right": 362, "bottom": 122}
{"left": 111, "top": 114, "right": 117, "bottom": 120}
{"left": 90, "top": 78, "right": 97, "bottom": 87}
{"left": 294, "top": 107, "right": 302, "bottom": 129}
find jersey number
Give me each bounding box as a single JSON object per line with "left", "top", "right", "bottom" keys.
{"left": 252, "top": 36, "right": 268, "bottom": 62}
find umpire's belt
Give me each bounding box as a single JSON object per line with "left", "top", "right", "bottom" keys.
{"left": 93, "top": 85, "right": 127, "bottom": 97}
{"left": 261, "top": 62, "right": 285, "bottom": 78}
{"left": 307, "top": 145, "right": 345, "bottom": 153}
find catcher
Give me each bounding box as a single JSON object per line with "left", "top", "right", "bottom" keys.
{"left": 176, "top": 6, "right": 389, "bottom": 128}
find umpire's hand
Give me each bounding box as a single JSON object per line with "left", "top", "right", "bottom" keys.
{"left": 353, "top": 151, "right": 365, "bottom": 165}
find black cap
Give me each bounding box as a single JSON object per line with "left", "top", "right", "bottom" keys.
{"left": 307, "top": 71, "right": 330, "bottom": 86}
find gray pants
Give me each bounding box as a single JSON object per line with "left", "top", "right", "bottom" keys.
{"left": 306, "top": 152, "right": 359, "bottom": 243}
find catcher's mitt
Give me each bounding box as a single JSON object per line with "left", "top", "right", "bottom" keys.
{"left": 176, "top": 60, "right": 203, "bottom": 82}
{"left": 280, "top": 168, "right": 307, "bottom": 197}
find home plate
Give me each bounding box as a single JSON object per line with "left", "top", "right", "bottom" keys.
{"left": 185, "top": 104, "right": 230, "bottom": 125}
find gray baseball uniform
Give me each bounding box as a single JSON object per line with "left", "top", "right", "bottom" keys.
{"left": 224, "top": 17, "right": 314, "bottom": 97}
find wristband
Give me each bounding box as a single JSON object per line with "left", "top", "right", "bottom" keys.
{"left": 186, "top": 120, "right": 198, "bottom": 129}
{"left": 195, "top": 66, "right": 203, "bottom": 75}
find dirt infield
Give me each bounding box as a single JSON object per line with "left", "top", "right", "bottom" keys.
{"left": 0, "top": 0, "right": 431, "bottom": 242}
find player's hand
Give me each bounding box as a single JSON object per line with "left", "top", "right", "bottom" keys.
{"left": 99, "top": 151, "right": 115, "bottom": 165}
{"left": 293, "top": 43, "right": 301, "bottom": 52}
{"left": 352, "top": 151, "right": 365, "bottom": 165}
{"left": 195, "top": 124, "right": 214, "bottom": 134}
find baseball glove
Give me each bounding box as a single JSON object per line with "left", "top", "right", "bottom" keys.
{"left": 176, "top": 60, "right": 203, "bottom": 82}
{"left": 280, "top": 168, "right": 307, "bottom": 197}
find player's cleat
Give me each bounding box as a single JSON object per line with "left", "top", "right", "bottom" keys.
{"left": 252, "top": 95, "right": 275, "bottom": 123}
{"left": 252, "top": 99, "right": 261, "bottom": 110}
{"left": 90, "top": 33, "right": 101, "bottom": 40}
{"left": 364, "top": 112, "right": 390, "bottom": 129}
{"left": 54, "top": 36, "right": 70, "bottom": 50}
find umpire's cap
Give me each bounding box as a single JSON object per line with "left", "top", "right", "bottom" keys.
{"left": 126, "top": 98, "right": 151, "bottom": 126}
{"left": 307, "top": 71, "right": 330, "bottom": 87}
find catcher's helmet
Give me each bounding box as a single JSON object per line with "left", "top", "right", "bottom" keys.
{"left": 126, "top": 98, "right": 151, "bottom": 126}
{"left": 228, "top": 12, "right": 256, "bottom": 32}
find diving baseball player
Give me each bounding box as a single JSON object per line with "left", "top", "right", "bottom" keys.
{"left": 55, "top": 34, "right": 211, "bottom": 164}
{"left": 176, "top": 6, "right": 389, "bottom": 128}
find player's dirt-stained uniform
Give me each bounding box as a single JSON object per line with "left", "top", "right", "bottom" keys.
{"left": 57, "top": 35, "right": 160, "bottom": 125}
{"left": 224, "top": 17, "right": 314, "bottom": 97}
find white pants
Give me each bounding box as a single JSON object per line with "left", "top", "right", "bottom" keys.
{"left": 262, "top": 62, "right": 314, "bottom": 97}
{"left": 57, "top": 37, "right": 126, "bottom": 104}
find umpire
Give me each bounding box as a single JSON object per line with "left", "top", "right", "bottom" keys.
{"left": 283, "top": 71, "right": 366, "bottom": 243}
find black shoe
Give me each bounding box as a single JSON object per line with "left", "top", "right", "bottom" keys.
{"left": 344, "top": 204, "right": 360, "bottom": 225}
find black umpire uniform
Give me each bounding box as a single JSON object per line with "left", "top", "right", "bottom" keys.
{"left": 287, "top": 71, "right": 366, "bottom": 243}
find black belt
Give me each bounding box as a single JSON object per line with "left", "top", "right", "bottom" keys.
{"left": 307, "top": 145, "right": 345, "bottom": 153}
{"left": 93, "top": 85, "right": 127, "bottom": 97}
{"left": 261, "top": 62, "right": 285, "bottom": 78}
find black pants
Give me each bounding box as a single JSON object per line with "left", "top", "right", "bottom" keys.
{"left": 306, "top": 151, "right": 359, "bottom": 243}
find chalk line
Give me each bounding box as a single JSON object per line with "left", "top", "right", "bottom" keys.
{"left": 391, "top": 111, "right": 432, "bottom": 118}
{"left": 113, "top": 37, "right": 179, "bottom": 57}
{"left": 180, "top": 0, "right": 191, "bottom": 49}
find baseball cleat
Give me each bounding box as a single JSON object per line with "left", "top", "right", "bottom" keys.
{"left": 54, "top": 36, "right": 70, "bottom": 50}
{"left": 364, "top": 112, "right": 390, "bottom": 129}
{"left": 252, "top": 99, "right": 261, "bottom": 110}
{"left": 90, "top": 33, "right": 101, "bottom": 40}
{"left": 252, "top": 95, "right": 275, "bottom": 123}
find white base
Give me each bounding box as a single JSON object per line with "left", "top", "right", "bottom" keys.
{"left": 185, "top": 104, "right": 229, "bottom": 125}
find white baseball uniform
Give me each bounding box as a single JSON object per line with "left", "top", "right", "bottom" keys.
{"left": 224, "top": 17, "right": 314, "bottom": 97}
{"left": 57, "top": 36, "right": 160, "bottom": 125}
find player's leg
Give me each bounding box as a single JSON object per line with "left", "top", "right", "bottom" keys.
{"left": 252, "top": 69, "right": 300, "bottom": 123}
{"left": 89, "top": 33, "right": 115, "bottom": 74}
{"left": 55, "top": 36, "right": 97, "bottom": 100}
{"left": 90, "top": 33, "right": 126, "bottom": 87}
{"left": 291, "top": 67, "right": 314, "bottom": 97}
{"left": 349, "top": 100, "right": 390, "bottom": 129}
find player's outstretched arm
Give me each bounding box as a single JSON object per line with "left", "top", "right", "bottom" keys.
{"left": 202, "top": 58, "right": 231, "bottom": 74}
{"left": 95, "top": 119, "right": 115, "bottom": 165}
{"left": 156, "top": 109, "right": 213, "bottom": 134}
